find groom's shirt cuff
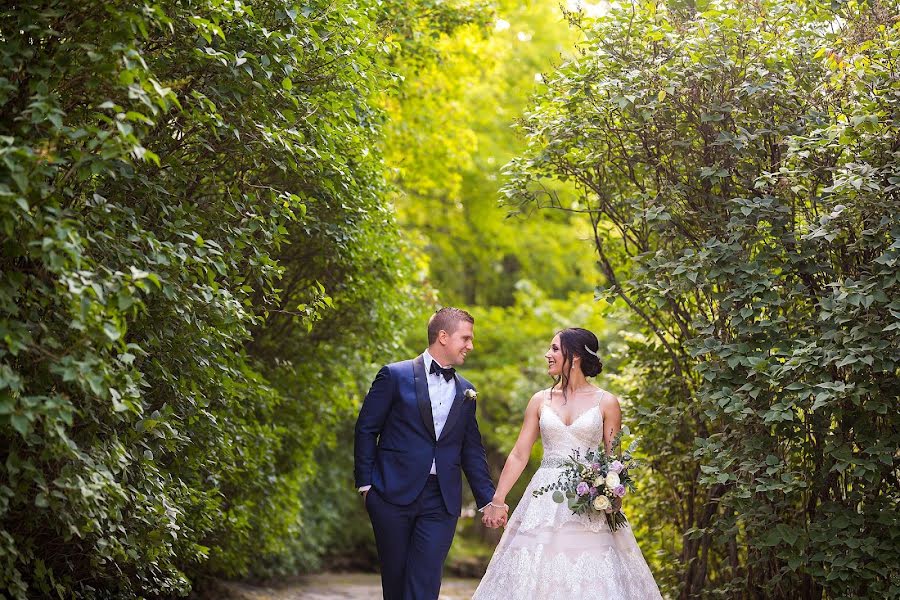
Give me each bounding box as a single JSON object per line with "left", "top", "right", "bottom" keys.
{"left": 358, "top": 485, "right": 371, "bottom": 494}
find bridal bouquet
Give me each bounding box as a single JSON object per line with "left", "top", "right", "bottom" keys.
{"left": 532, "top": 431, "right": 640, "bottom": 532}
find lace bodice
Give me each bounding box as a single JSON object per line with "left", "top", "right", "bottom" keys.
{"left": 513, "top": 388, "right": 610, "bottom": 534}
{"left": 539, "top": 389, "right": 605, "bottom": 467}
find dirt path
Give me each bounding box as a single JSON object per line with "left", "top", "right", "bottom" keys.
{"left": 218, "top": 572, "right": 479, "bottom": 600}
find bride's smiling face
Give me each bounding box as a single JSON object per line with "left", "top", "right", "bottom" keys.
{"left": 545, "top": 334, "right": 565, "bottom": 376}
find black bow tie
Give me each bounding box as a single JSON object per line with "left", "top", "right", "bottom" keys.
{"left": 429, "top": 360, "right": 456, "bottom": 382}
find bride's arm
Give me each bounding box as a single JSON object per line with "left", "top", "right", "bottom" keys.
{"left": 490, "top": 392, "right": 543, "bottom": 506}
{"left": 601, "top": 393, "right": 622, "bottom": 455}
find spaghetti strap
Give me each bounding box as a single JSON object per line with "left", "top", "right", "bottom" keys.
{"left": 537, "top": 388, "right": 552, "bottom": 420}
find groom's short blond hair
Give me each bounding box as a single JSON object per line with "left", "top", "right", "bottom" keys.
{"left": 427, "top": 307, "right": 474, "bottom": 345}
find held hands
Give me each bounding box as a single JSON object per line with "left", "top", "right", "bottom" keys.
{"left": 482, "top": 502, "right": 508, "bottom": 529}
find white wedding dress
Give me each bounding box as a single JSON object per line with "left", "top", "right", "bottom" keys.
{"left": 473, "top": 389, "right": 663, "bottom": 599}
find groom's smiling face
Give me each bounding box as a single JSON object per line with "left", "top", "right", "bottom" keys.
{"left": 439, "top": 321, "right": 474, "bottom": 366}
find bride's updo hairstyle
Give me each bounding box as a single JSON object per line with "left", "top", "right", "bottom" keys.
{"left": 554, "top": 327, "right": 603, "bottom": 404}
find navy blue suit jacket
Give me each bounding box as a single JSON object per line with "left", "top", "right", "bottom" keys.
{"left": 354, "top": 354, "right": 495, "bottom": 516}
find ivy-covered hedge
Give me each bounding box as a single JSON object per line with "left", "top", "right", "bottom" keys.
{"left": 506, "top": 1, "right": 900, "bottom": 597}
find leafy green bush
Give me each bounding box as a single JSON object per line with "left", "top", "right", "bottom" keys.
{"left": 506, "top": 1, "right": 900, "bottom": 597}
{"left": 0, "top": 0, "right": 433, "bottom": 596}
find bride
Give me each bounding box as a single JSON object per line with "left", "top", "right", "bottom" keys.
{"left": 473, "top": 327, "right": 663, "bottom": 599}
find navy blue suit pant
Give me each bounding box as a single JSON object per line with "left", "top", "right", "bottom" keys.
{"left": 366, "top": 475, "right": 458, "bottom": 600}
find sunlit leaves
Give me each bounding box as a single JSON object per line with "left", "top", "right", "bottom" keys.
{"left": 0, "top": 0, "right": 432, "bottom": 596}
{"left": 509, "top": 1, "right": 900, "bottom": 597}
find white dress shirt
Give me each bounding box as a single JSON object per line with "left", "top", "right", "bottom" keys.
{"left": 423, "top": 349, "right": 457, "bottom": 474}
{"left": 424, "top": 351, "right": 490, "bottom": 513}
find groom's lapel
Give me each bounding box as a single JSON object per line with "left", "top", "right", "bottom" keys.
{"left": 413, "top": 354, "right": 437, "bottom": 441}
{"left": 442, "top": 376, "right": 466, "bottom": 437}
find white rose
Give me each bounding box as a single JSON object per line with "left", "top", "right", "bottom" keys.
{"left": 593, "top": 495, "right": 611, "bottom": 511}
{"left": 605, "top": 472, "right": 621, "bottom": 488}
{"left": 593, "top": 477, "right": 604, "bottom": 487}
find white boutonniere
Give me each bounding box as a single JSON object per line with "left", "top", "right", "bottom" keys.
{"left": 464, "top": 388, "right": 477, "bottom": 401}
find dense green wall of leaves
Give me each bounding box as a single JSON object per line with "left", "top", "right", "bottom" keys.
{"left": 506, "top": 1, "right": 900, "bottom": 597}
{"left": 0, "top": 0, "right": 482, "bottom": 596}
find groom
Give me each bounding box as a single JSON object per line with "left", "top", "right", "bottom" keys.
{"left": 354, "top": 307, "right": 506, "bottom": 600}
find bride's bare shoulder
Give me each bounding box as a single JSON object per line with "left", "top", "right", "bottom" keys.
{"left": 526, "top": 389, "right": 549, "bottom": 414}
{"left": 598, "top": 389, "right": 622, "bottom": 410}
{"left": 532, "top": 387, "right": 556, "bottom": 400}
{"left": 528, "top": 389, "right": 548, "bottom": 405}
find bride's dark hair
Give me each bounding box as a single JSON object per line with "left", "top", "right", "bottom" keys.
{"left": 552, "top": 327, "right": 603, "bottom": 404}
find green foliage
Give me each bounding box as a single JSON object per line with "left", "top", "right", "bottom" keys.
{"left": 384, "top": 1, "right": 596, "bottom": 307}
{"left": 506, "top": 1, "right": 900, "bottom": 597}
{"left": 0, "top": 0, "right": 456, "bottom": 596}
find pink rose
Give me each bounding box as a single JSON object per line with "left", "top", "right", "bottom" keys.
{"left": 609, "top": 460, "right": 625, "bottom": 474}
{"left": 613, "top": 484, "right": 626, "bottom": 497}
